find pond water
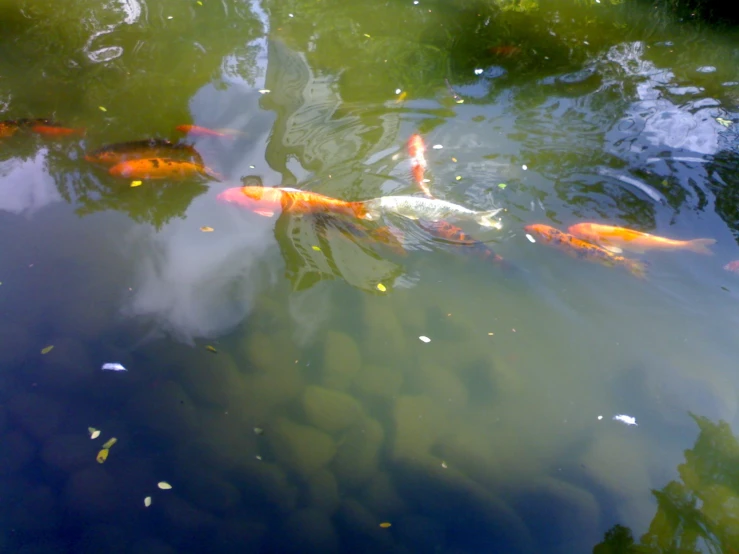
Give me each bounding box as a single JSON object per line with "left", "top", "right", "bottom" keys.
{"left": 2, "top": 0, "right": 739, "bottom": 552}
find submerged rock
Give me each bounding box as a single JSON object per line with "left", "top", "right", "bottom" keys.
{"left": 354, "top": 364, "right": 404, "bottom": 401}
{"left": 323, "top": 331, "right": 361, "bottom": 390}
{"left": 392, "top": 395, "right": 444, "bottom": 460}
{"left": 303, "top": 386, "right": 362, "bottom": 433}
{"left": 269, "top": 418, "right": 337, "bottom": 477}
{"left": 333, "top": 417, "right": 384, "bottom": 489}
{"left": 306, "top": 469, "right": 341, "bottom": 514}
{"left": 279, "top": 508, "right": 339, "bottom": 554}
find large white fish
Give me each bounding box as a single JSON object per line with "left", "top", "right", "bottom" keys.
{"left": 362, "top": 196, "right": 503, "bottom": 229}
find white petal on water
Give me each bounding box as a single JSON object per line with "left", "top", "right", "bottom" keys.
{"left": 597, "top": 415, "right": 603, "bottom": 420}
{"left": 157, "top": 481, "right": 173, "bottom": 490}
{"left": 91, "top": 430, "right": 101, "bottom": 439}
{"left": 612, "top": 414, "right": 637, "bottom": 426}
{"left": 395, "top": 88, "right": 402, "bottom": 94}
{"left": 522, "top": 164, "right": 528, "bottom": 170}
{"left": 144, "top": 496, "right": 152, "bottom": 507}
{"left": 474, "top": 68, "right": 483, "bottom": 75}
{"left": 419, "top": 336, "right": 431, "bottom": 343}
{"left": 102, "top": 363, "right": 127, "bottom": 371}
{"left": 525, "top": 234, "right": 536, "bottom": 243}
{"left": 432, "top": 144, "right": 443, "bottom": 149}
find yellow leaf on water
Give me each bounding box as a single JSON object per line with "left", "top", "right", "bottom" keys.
{"left": 206, "top": 345, "right": 217, "bottom": 353}
{"left": 41, "top": 345, "right": 54, "bottom": 354}
{"left": 451, "top": 157, "right": 457, "bottom": 162}
{"left": 96, "top": 448, "right": 109, "bottom": 463}
{"left": 99, "top": 106, "right": 107, "bottom": 112}
{"left": 379, "top": 522, "right": 392, "bottom": 528}
{"left": 200, "top": 226, "right": 214, "bottom": 232}
{"left": 376, "top": 283, "right": 387, "bottom": 292}
{"left": 158, "top": 481, "right": 173, "bottom": 490}
{"left": 455, "top": 176, "right": 462, "bottom": 181}
{"left": 144, "top": 496, "right": 152, "bottom": 507}
{"left": 311, "top": 245, "right": 321, "bottom": 251}
{"left": 364, "top": 33, "right": 371, "bottom": 38}
{"left": 88, "top": 427, "right": 101, "bottom": 439}
{"left": 130, "top": 180, "right": 143, "bottom": 187}
{"left": 102, "top": 437, "right": 117, "bottom": 449}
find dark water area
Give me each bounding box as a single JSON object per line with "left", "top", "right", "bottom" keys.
{"left": 2, "top": 0, "right": 739, "bottom": 553}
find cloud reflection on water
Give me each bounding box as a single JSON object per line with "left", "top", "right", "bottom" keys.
{"left": 0, "top": 149, "right": 63, "bottom": 215}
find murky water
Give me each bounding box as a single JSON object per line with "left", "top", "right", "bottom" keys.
{"left": 2, "top": 0, "right": 739, "bottom": 552}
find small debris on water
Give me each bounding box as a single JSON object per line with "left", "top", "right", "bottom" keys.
{"left": 376, "top": 283, "right": 387, "bottom": 292}
{"left": 254, "top": 427, "right": 264, "bottom": 435}
{"left": 88, "top": 427, "right": 101, "bottom": 439}
{"left": 311, "top": 245, "right": 321, "bottom": 251}
{"left": 474, "top": 68, "right": 483, "bottom": 75}
{"left": 498, "top": 183, "right": 507, "bottom": 189}
{"left": 441, "top": 461, "right": 448, "bottom": 469}
{"left": 99, "top": 106, "right": 107, "bottom": 112}
{"left": 96, "top": 449, "right": 109, "bottom": 463}
{"left": 613, "top": 414, "right": 637, "bottom": 426}
{"left": 455, "top": 176, "right": 462, "bottom": 181}
{"left": 716, "top": 117, "right": 732, "bottom": 127}
{"left": 144, "top": 497, "right": 152, "bottom": 507}
{"left": 130, "top": 180, "right": 143, "bottom": 187}
{"left": 522, "top": 164, "right": 528, "bottom": 170}
{"left": 102, "top": 363, "right": 127, "bottom": 371}
{"left": 205, "top": 345, "right": 218, "bottom": 353}
{"left": 451, "top": 157, "right": 457, "bottom": 162}
{"left": 167, "top": 15, "right": 173, "bottom": 19}
{"left": 157, "top": 481, "right": 173, "bottom": 490}
{"left": 379, "top": 522, "right": 392, "bottom": 528}
{"left": 102, "top": 437, "right": 117, "bottom": 449}
{"left": 255, "top": 455, "right": 262, "bottom": 461}
{"left": 258, "top": 89, "right": 270, "bottom": 94}
{"left": 419, "top": 336, "right": 431, "bottom": 343}
{"left": 395, "top": 88, "right": 401, "bottom": 94}
{"left": 200, "top": 226, "right": 214, "bottom": 232}
{"left": 432, "top": 144, "right": 443, "bottom": 149}
{"left": 597, "top": 415, "right": 603, "bottom": 420}
{"left": 41, "top": 345, "right": 54, "bottom": 355}
{"left": 525, "top": 234, "right": 536, "bottom": 243}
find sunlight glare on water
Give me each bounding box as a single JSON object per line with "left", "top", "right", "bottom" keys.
{"left": 2, "top": 0, "right": 739, "bottom": 552}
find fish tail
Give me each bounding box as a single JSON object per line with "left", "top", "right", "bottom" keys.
{"left": 627, "top": 258, "right": 649, "bottom": 279}
{"left": 203, "top": 166, "right": 223, "bottom": 181}
{"left": 476, "top": 209, "right": 503, "bottom": 229}
{"left": 687, "top": 238, "right": 716, "bottom": 255}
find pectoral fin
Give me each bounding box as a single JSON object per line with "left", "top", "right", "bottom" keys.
{"left": 254, "top": 209, "right": 275, "bottom": 217}
{"left": 603, "top": 245, "right": 623, "bottom": 254}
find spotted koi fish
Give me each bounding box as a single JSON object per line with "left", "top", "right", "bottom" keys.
{"left": 525, "top": 224, "right": 647, "bottom": 278}
{"left": 109, "top": 158, "right": 222, "bottom": 181}
{"left": 568, "top": 222, "right": 716, "bottom": 255}
{"left": 362, "top": 195, "right": 503, "bottom": 229}
{"left": 217, "top": 186, "right": 368, "bottom": 219}
{"left": 86, "top": 139, "right": 203, "bottom": 166}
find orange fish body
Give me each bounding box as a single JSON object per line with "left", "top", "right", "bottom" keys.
{"left": 525, "top": 224, "right": 647, "bottom": 278}
{"left": 568, "top": 222, "right": 716, "bottom": 255}
{"left": 408, "top": 134, "right": 430, "bottom": 196}
{"left": 422, "top": 220, "right": 506, "bottom": 265}
{"left": 86, "top": 139, "right": 203, "bottom": 166}
{"left": 217, "top": 186, "right": 368, "bottom": 219}
{"left": 176, "top": 124, "right": 242, "bottom": 138}
{"left": 31, "top": 124, "right": 85, "bottom": 137}
{"left": 0, "top": 121, "right": 20, "bottom": 138}
{"left": 109, "top": 158, "right": 221, "bottom": 181}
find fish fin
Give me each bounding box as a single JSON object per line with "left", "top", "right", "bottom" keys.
{"left": 254, "top": 209, "right": 275, "bottom": 217}
{"left": 203, "top": 167, "right": 223, "bottom": 181}
{"left": 476, "top": 209, "right": 503, "bottom": 229}
{"left": 687, "top": 238, "right": 716, "bottom": 255}
{"left": 603, "top": 245, "right": 623, "bottom": 254}
{"left": 627, "top": 259, "right": 649, "bottom": 279}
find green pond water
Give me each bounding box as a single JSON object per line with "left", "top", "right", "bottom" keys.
{"left": 2, "top": 0, "right": 739, "bottom": 552}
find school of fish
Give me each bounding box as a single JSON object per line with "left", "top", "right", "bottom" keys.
{"left": 2, "top": 117, "right": 727, "bottom": 279}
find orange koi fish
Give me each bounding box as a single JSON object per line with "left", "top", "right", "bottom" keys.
{"left": 176, "top": 125, "right": 244, "bottom": 138}
{"left": 30, "top": 124, "right": 85, "bottom": 137}
{"left": 525, "top": 224, "right": 647, "bottom": 278}
{"left": 422, "top": 220, "right": 506, "bottom": 265}
{"left": 568, "top": 222, "right": 716, "bottom": 255}
{"left": 408, "top": 134, "right": 431, "bottom": 196}
{"left": 109, "top": 158, "right": 222, "bottom": 181}
{"left": 217, "top": 186, "right": 368, "bottom": 219}
{"left": 85, "top": 139, "right": 203, "bottom": 166}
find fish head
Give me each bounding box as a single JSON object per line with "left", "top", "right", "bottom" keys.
{"left": 217, "top": 186, "right": 283, "bottom": 212}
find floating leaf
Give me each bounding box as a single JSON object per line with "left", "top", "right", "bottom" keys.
{"left": 376, "top": 283, "right": 387, "bottom": 292}
{"left": 158, "top": 481, "right": 173, "bottom": 490}
{"left": 130, "top": 180, "right": 143, "bottom": 187}
{"left": 41, "top": 345, "right": 54, "bottom": 354}
{"left": 205, "top": 345, "right": 217, "bottom": 353}
{"left": 716, "top": 117, "right": 732, "bottom": 127}
{"left": 200, "top": 226, "right": 214, "bottom": 232}
{"left": 451, "top": 157, "right": 457, "bottom": 162}
{"left": 144, "top": 496, "right": 152, "bottom": 507}
{"left": 455, "top": 176, "right": 462, "bottom": 181}
{"left": 96, "top": 448, "right": 109, "bottom": 463}
{"left": 497, "top": 183, "right": 507, "bottom": 189}
{"left": 418, "top": 336, "right": 431, "bottom": 343}
{"left": 99, "top": 106, "right": 107, "bottom": 112}
{"left": 254, "top": 427, "right": 264, "bottom": 435}
{"left": 379, "top": 522, "right": 392, "bottom": 528}
{"left": 88, "top": 427, "right": 101, "bottom": 439}
{"left": 363, "top": 33, "right": 371, "bottom": 38}
{"left": 311, "top": 245, "right": 321, "bottom": 251}
{"left": 102, "top": 437, "right": 117, "bottom": 449}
